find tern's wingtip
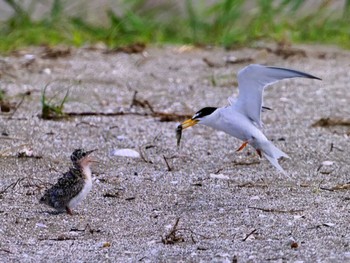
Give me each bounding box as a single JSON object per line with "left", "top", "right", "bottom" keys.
{"left": 308, "top": 74, "right": 322, "bottom": 81}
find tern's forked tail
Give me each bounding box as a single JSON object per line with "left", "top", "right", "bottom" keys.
{"left": 260, "top": 140, "right": 290, "bottom": 174}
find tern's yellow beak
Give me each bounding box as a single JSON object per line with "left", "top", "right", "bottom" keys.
{"left": 181, "top": 118, "right": 199, "bottom": 129}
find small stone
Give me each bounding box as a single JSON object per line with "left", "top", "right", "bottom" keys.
{"left": 102, "top": 242, "right": 111, "bottom": 248}
{"left": 42, "top": 68, "right": 51, "bottom": 75}
{"left": 17, "top": 147, "right": 33, "bottom": 157}
{"left": 224, "top": 55, "right": 237, "bottom": 63}
{"left": 35, "top": 222, "right": 47, "bottom": 228}
{"left": 294, "top": 215, "right": 304, "bottom": 220}
{"left": 291, "top": 242, "right": 299, "bottom": 249}
{"left": 24, "top": 54, "right": 35, "bottom": 60}
{"left": 322, "top": 161, "right": 334, "bottom": 166}
{"left": 110, "top": 149, "right": 140, "bottom": 158}
{"left": 209, "top": 173, "right": 230, "bottom": 180}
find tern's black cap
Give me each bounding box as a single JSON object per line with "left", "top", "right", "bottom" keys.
{"left": 192, "top": 107, "right": 217, "bottom": 119}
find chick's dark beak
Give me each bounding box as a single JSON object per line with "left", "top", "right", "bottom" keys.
{"left": 86, "top": 149, "right": 97, "bottom": 155}
{"left": 83, "top": 149, "right": 98, "bottom": 164}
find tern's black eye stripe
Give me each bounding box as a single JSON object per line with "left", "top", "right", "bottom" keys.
{"left": 193, "top": 107, "right": 217, "bottom": 119}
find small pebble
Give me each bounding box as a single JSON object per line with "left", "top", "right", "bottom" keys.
{"left": 110, "top": 149, "right": 140, "bottom": 158}
{"left": 322, "top": 161, "right": 334, "bottom": 166}
{"left": 210, "top": 173, "right": 229, "bottom": 180}
{"left": 42, "top": 68, "right": 51, "bottom": 75}
{"left": 24, "top": 54, "right": 35, "bottom": 60}
{"left": 35, "top": 223, "right": 47, "bottom": 228}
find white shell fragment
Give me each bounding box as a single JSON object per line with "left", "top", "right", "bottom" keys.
{"left": 321, "top": 161, "right": 334, "bottom": 166}
{"left": 111, "top": 149, "right": 140, "bottom": 158}
{"left": 224, "top": 55, "right": 237, "bottom": 63}
{"left": 24, "top": 54, "right": 35, "bottom": 60}
{"left": 35, "top": 223, "right": 47, "bottom": 228}
{"left": 209, "top": 173, "right": 230, "bottom": 180}
{"left": 17, "top": 147, "right": 33, "bottom": 157}
{"left": 42, "top": 68, "right": 52, "bottom": 75}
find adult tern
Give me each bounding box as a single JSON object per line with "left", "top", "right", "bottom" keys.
{"left": 178, "top": 64, "right": 321, "bottom": 174}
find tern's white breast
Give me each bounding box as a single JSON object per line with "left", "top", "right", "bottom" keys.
{"left": 68, "top": 166, "right": 92, "bottom": 209}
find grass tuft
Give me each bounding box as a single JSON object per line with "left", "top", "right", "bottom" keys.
{"left": 41, "top": 84, "right": 69, "bottom": 120}
{"left": 0, "top": 0, "right": 349, "bottom": 53}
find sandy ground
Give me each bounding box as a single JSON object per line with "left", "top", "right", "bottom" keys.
{"left": 0, "top": 44, "right": 349, "bottom": 262}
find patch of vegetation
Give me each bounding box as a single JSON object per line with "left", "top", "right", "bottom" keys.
{"left": 0, "top": 89, "right": 5, "bottom": 102}
{"left": 41, "top": 84, "right": 69, "bottom": 120}
{"left": 0, "top": 0, "right": 350, "bottom": 53}
{"left": 0, "top": 89, "right": 14, "bottom": 113}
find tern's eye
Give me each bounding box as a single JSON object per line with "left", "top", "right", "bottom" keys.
{"left": 193, "top": 107, "right": 217, "bottom": 119}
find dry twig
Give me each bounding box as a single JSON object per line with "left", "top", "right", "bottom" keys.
{"left": 237, "top": 182, "right": 268, "bottom": 188}
{"left": 233, "top": 160, "right": 260, "bottom": 166}
{"left": 0, "top": 248, "right": 13, "bottom": 254}
{"left": 248, "top": 206, "right": 304, "bottom": 213}
{"left": 38, "top": 110, "right": 191, "bottom": 122}
{"left": 103, "top": 192, "right": 120, "bottom": 198}
{"left": 312, "top": 118, "right": 350, "bottom": 127}
{"left": 139, "top": 146, "right": 153, "bottom": 164}
{"left": 70, "top": 224, "right": 101, "bottom": 234}
{"left": 162, "top": 218, "right": 209, "bottom": 245}
{"left": 8, "top": 91, "right": 30, "bottom": 119}
{"left": 163, "top": 155, "right": 172, "bottom": 171}
{"left": 243, "top": 229, "right": 257, "bottom": 241}
{"left": 162, "top": 218, "right": 184, "bottom": 245}
{"left": 39, "top": 235, "right": 77, "bottom": 241}
{"left": 0, "top": 178, "right": 25, "bottom": 195}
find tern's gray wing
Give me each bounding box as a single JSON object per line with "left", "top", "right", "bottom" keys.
{"left": 229, "top": 64, "right": 321, "bottom": 127}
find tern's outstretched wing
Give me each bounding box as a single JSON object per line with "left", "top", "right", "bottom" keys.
{"left": 230, "top": 64, "right": 321, "bottom": 127}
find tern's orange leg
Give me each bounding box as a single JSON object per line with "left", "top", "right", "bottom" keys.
{"left": 236, "top": 141, "right": 249, "bottom": 152}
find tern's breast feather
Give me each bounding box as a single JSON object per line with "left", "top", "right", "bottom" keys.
{"left": 212, "top": 107, "right": 264, "bottom": 142}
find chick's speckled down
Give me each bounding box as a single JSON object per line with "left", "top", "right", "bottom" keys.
{"left": 40, "top": 168, "right": 85, "bottom": 211}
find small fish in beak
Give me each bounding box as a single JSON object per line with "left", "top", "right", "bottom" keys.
{"left": 176, "top": 119, "right": 199, "bottom": 147}
{"left": 176, "top": 124, "right": 183, "bottom": 147}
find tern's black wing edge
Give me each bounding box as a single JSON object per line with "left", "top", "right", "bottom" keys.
{"left": 266, "top": 66, "right": 322, "bottom": 80}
